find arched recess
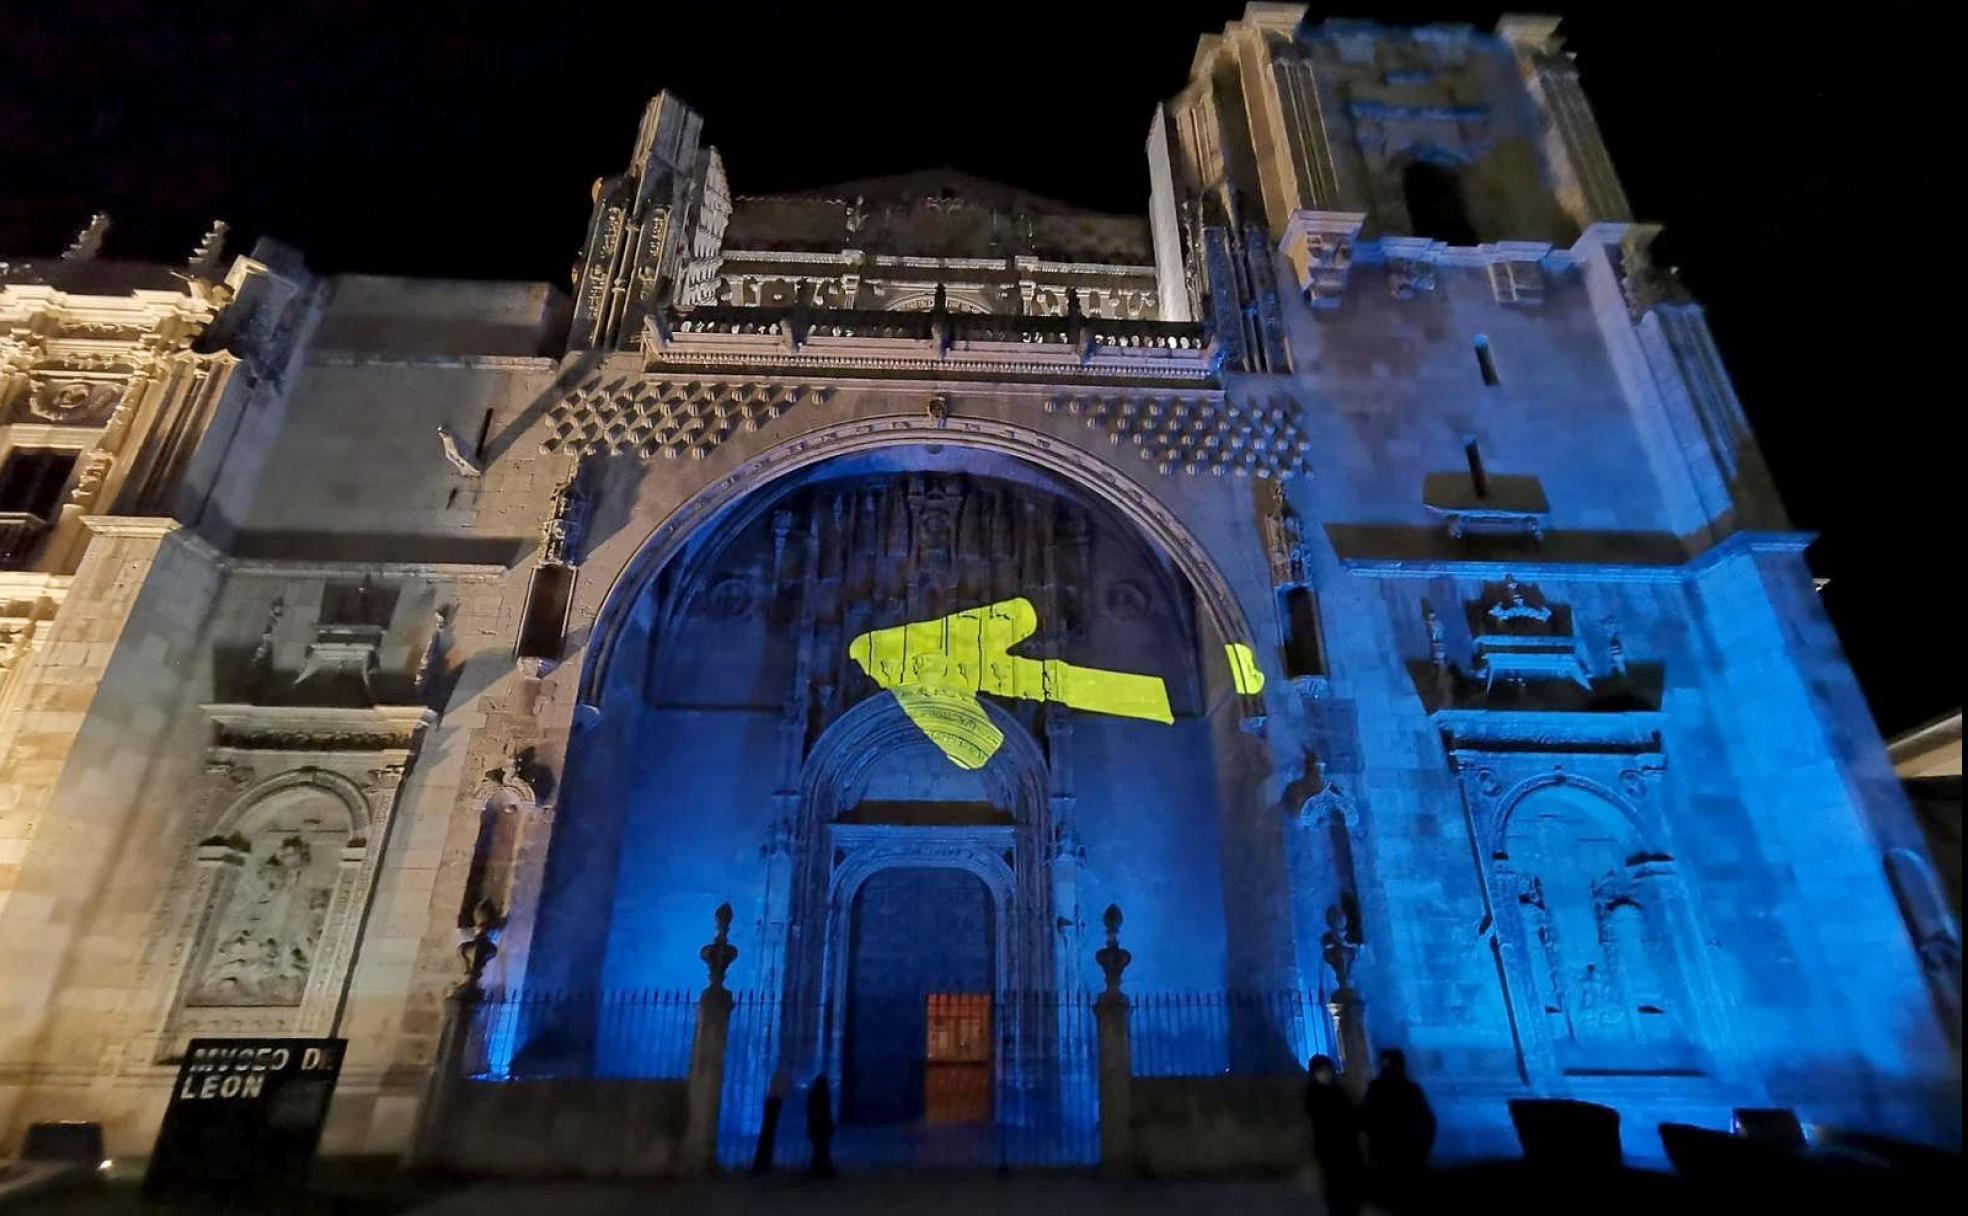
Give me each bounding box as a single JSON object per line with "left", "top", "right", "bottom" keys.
{"left": 776, "top": 694, "right": 1051, "bottom": 1077}
{"left": 160, "top": 768, "right": 376, "bottom": 1049}
{"left": 574, "top": 416, "right": 1258, "bottom": 716}
{"left": 1399, "top": 152, "right": 1479, "bottom": 246}
{"left": 1489, "top": 778, "right": 1713, "bottom": 1080}
{"left": 207, "top": 767, "right": 370, "bottom": 840}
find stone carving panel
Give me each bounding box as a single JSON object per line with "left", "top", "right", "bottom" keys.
{"left": 188, "top": 825, "right": 340, "bottom": 1008}
{"left": 1440, "top": 727, "right": 1728, "bottom": 1082}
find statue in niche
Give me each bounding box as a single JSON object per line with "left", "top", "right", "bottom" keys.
{"left": 190, "top": 833, "right": 331, "bottom": 1007}
{"left": 1261, "top": 481, "right": 1308, "bottom": 587}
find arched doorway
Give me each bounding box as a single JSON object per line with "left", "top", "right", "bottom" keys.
{"left": 842, "top": 866, "right": 996, "bottom": 1125}
{"left": 530, "top": 438, "right": 1274, "bottom": 1162}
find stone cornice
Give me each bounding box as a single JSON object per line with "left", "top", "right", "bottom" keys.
{"left": 79, "top": 514, "right": 182, "bottom": 539}
{"left": 201, "top": 702, "right": 437, "bottom": 754}
{"left": 222, "top": 558, "right": 511, "bottom": 582}
{"left": 1340, "top": 530, "right": 1817, "bottom": 582}
{"left": 303, "top": 353, "right": 558, "bottom": 371}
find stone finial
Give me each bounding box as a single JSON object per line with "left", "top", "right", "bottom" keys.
{"left": 1095, "top": 904, "right": 1132, "bottom": 995}
{"left": 188, "top": 220, "right": 229, "bottom": 278}
{"left": 61, "top": 212, "right": 111, "bottom": 261}
{"left": 700, "top": 902, "right": 738, "bottom": 990}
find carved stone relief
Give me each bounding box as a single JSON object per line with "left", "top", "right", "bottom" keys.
{"left": 1440, "top": 730, "right": 1728, "bottom": 1082}
{"left": 188, "top": 829, "right": 338, "bottom": 1008}
{"left": 29, "top": 379, "right": 121, "bottom": 424}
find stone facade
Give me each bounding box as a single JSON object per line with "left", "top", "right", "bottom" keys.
{"left": 0, "top": 5, "right": 1958, "bottom": 1166}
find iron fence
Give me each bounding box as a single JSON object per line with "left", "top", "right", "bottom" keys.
{"left": 462, "top": 987, "right": 698, "bottom": 1080}
{"left": 1127, "top": 989, "right": 1332, "bottom": 1078}
{"left": 454, "top": 985, "right": 1331, "bottom": 1167}
{"left": 713, "top": 989, "right": 1101, "bottom": 1171}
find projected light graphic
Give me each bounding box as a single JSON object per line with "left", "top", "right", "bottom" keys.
{"left": 848, "top": 596, "right": 1173, "bottom": 768}
{"left": 1225, "top": 643, "right": 1266, "bottom": 695}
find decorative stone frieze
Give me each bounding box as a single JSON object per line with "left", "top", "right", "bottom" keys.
{"left": 1043, "top": 392, "right": 1311, "bottom": 479}
{"left": 542, "top": 378, "right": 827, "bottom": 459}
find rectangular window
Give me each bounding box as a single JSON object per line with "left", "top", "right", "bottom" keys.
{"left": 515, "top": 563, "right": 576, "bottom": 665}
{"left": 0, "top": 448, "right": 79, "bottom": 518}
{"left": 1279, "top": 585, "right": 1326, "bottom": 679}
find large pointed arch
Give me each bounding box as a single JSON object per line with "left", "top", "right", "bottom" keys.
{"left": 573, "top": 414, "right": 1257, "bottom": 711}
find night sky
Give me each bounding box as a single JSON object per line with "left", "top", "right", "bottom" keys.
{"left": 3, "top": 1, "right": 1951, "bottom": 735}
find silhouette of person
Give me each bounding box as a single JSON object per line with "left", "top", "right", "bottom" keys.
{"left": 752, "top": 1065, "right": 791, "bottom": 1174}
{"left": 1304, "top": 1054, "right": 1365, "bottom": 1216}
{"left": 805, "top": 1073, "right": 836, "bottom": 1177}
{"left": 1363, "top": 1048, "right": 1436, "bottom": 1211}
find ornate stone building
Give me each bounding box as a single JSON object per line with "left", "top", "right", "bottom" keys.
{"left": 0, "top": 6, "right": 1957, "bottom": 1166}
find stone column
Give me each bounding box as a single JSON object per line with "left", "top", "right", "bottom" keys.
{"left": 1092, "top": 905, "right": 1134, "bottom": 1178}
{"left": 680, "top": 903, "right": 738, "bottom": 1177}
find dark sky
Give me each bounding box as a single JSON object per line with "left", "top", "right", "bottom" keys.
{"left": 3, "top": 1, "right": 1952, "bottom": 735}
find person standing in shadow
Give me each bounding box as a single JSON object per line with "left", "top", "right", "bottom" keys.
{"left": 752, "top": 1065, "right": 791, "bottom": 1174}
{"left": 1304, "top": 1054, "right": 1365, "bottom": 1216}
{"left": 805, "top": 1073, "right": 837, "bottom": 1178}
{"left": 1362, "top": 1048, "right": 1437, "bottom": 1211}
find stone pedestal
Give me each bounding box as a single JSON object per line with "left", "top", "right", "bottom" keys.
{"left": 679, "top": 903, "right": 738, "bottom": 1176}
{"left": 1329, "top": 987, "right": 1370, "bottom": 1103}
{"left": 680, "top": 985, "right": 733, "bottom": 1176}
{"left": 1095, "top": 991, "right": 1134, "bottom": 1178}
{"left": 408, "top": 986, "right": 477, "bottom": 1169}
{"left": 1092, "top": 904, "right": 1135, "bottom": 1177}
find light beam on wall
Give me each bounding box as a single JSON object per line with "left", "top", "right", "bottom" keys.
{"left": 848, "top": 597, "right": 1173, "bottom": 769}
{"left": 1225, "top": 643, "right": 1265, "bottom": 695}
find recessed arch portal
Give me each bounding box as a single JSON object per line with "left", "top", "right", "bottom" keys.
{"left": 534, "top": 431, "right": 1255, "bottom": 1021}
{"left": 574, "top": 417, "right": 1259, "bottom": 716}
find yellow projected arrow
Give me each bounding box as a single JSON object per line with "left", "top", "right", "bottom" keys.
{"left": 847, "top": 597, "right": 1173, "bottom": 769}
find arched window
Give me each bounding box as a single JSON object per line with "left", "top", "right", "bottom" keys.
{"left": 1402, "top": 160, "right": 1478, "bottom": 246}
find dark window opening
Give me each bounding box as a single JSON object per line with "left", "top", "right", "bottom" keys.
{"left": 1464, "top": 439, "right": 1490, "bottom": 499}
{"left": 1474, "top": 334, "right": 1500, "bottom": 387}
{"left": 1403, "top": 160, "right": 1478, "bottom": 246}
{"left": 1279, "top": 585, "right": 1325, "bottom": 679}
{"left": 0, "top": 448, "right": 79, "bottom": 519}
{"left": 516, "top": 563, "right": 577, "bottom": 664}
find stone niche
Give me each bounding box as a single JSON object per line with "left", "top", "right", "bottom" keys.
{"left": 1438, "top": 711, "right": 1728, "bottom": 1086}
{"left": 148, "top": 703, "right": 432, "bottom": 1057}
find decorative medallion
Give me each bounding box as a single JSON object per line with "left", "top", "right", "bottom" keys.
{"left": 29, "top": 380, "right": 119, "bottom": 424}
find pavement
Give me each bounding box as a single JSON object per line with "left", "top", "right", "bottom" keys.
{"left": 2, "top": 1168, "right": 1335, "bottom": 1216}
